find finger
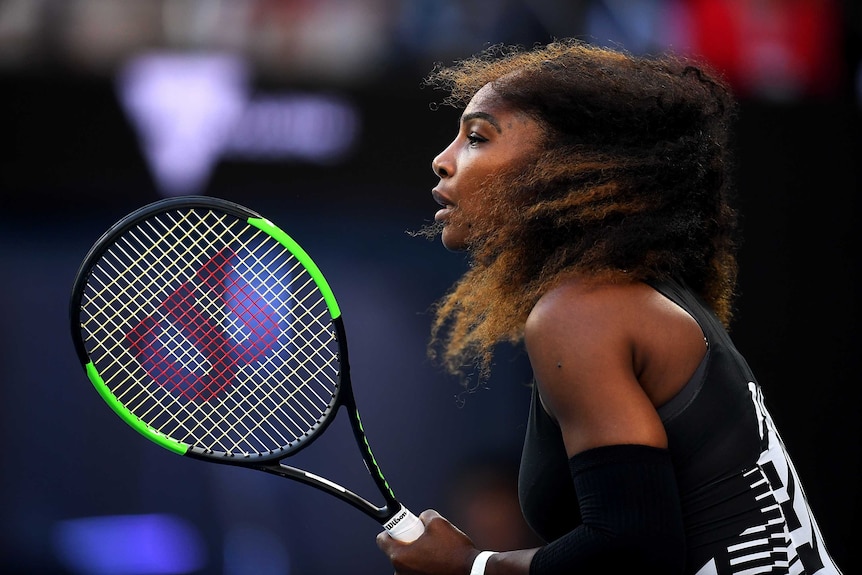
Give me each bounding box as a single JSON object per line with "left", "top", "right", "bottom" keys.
{"left": 376, "top": 529, "right": 394, "bottom": 551}
{"left": 418, "top": 509, "right": 441, "bottom": 524}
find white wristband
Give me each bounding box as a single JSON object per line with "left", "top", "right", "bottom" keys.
{"left": 470, "top": 550, "right": 499, "bottom": 575}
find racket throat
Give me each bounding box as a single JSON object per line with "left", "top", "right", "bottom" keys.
{"left": 259, "top": 462, "right": 394, "bottom": 522}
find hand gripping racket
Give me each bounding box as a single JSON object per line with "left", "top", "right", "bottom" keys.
{"left": 69, "top": 196, "right": 424, "bottom": 542}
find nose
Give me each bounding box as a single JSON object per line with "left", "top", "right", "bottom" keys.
{"left": 432, "top": 145, "right": 453, "bottom": 178}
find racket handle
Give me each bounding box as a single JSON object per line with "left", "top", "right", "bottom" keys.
{"left": 384, "top": 505, "right": 425, "bottom": 543}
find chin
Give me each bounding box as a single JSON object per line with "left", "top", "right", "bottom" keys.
{"left": 441, "top": 230, "right": 468, "bottom": 252}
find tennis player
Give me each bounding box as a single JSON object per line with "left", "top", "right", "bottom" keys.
{"left": 376, "top": 40, "right": 844, "bottom": 575}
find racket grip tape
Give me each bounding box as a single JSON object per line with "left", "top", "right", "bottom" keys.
{"left": 384, "top": 505, "right": 425, "bottom": 542}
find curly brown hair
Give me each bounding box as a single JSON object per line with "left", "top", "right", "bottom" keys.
{"left": 423, "top": 40, "right": 740, "bottom": 381}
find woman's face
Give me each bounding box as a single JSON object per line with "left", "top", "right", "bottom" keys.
{"left": 431, "top": 83, "right": 543, "bottom": 251}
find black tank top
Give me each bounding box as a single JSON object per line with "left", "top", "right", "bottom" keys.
{"left": 518, "top": 278, "right": 842, "bottom": 574}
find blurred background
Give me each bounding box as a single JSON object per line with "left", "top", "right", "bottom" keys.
{"left": 0, "top": 0, "right": 859, "bottom": 573}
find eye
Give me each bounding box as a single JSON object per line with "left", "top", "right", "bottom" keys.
{"left": 466, "top": 132, "right": 488, "bottom": 146}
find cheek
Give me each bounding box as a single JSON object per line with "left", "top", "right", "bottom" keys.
{"left": 452, "top": 187, "right": 481, "bottom": 224}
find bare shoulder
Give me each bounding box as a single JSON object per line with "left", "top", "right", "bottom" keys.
{"left": 525, "top": 278, "right": 705, "bottom": 452}
{"left": 526, "top": 278, "right": 699, "bottom": 349}
{"left": 525, "top": 279, "right": 648, "bottom": 344}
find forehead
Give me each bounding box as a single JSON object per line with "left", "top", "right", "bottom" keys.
{"left": 464, "top": 83, "right": 504, "bottom": 114}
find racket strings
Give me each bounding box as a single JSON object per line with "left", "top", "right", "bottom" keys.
{"left": 207, "top": 301, "right": 337, "bottom": 453}
{"left": 86, "top": 212, "right": 246, "bottom": 423}
{"left": 186, "top": 248, "right": 338, "bottom": 450}
{"left": 82, "top": 210, "right": 243, "bottom": 364}
{"left": 126, "top": 223, "right": 333, "bottom": 451}
{"left": 79, "top": 207, "right": 340, "bottom": 456}
{"left": 179, "top": 289, "right": 335, "bottom": 452}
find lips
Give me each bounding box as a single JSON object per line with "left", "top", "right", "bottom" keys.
{"left": 432, "top": 189, "right": 454, "bottom": 221}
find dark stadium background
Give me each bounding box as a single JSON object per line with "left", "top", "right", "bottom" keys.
{"left": 1, "top": 1, "right": 858, "bottom": 573}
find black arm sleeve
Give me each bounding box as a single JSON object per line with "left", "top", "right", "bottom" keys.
{"left": 530, "top": 444, "right": 686, "bottom": 575}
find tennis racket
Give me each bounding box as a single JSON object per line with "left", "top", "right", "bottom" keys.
{"left": 69, "top": 195, "right": 424, "bottom": 542}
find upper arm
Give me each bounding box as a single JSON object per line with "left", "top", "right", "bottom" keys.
{"left": 524, "top": 283, "right": 668, "bottom": 457}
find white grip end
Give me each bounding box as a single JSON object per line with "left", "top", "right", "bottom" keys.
{"left": 384, "top": 506, "right": 425, "bottom": 543}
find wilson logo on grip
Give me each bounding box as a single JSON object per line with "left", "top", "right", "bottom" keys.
{"left": 125, "top": 247, "right": 285, "bottom": 401}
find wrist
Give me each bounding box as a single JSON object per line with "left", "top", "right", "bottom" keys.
{"left": 470, "top": 550, "right": 499, "bottom": 575}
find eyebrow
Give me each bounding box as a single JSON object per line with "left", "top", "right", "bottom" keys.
{"left": 461, "top": 111, "right": 502, "bottom": 133}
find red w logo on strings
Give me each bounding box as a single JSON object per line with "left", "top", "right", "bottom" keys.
{"left": 126, "top": 247, "right": 284, "bottom": 401}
